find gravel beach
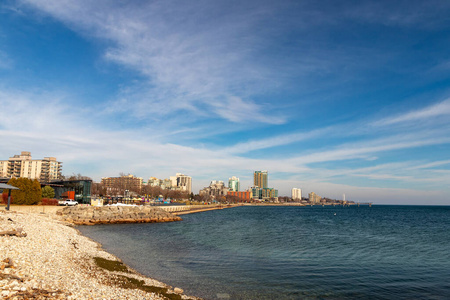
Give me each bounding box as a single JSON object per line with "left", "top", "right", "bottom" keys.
{"left": 0, "top": 209, "right": 199, "bottom": 300}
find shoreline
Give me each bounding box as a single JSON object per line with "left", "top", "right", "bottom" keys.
{"left": 0, "top": 208, "right": 200, "bottom": 299}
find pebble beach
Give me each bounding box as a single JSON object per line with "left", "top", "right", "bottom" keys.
{"left": 0, "top": 208, "right": 199, "bottom": 300}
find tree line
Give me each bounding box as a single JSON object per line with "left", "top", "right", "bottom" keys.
{"left": 1, "top": 178, "right": 55, "bottom": 205}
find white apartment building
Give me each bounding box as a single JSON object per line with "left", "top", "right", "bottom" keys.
{"left": 228, "top": 176, "right": 240, "bottom": 192}
{"left": 169, "top": 173, "right": 192, "bottom": 194}
{"left": 0, "top": 151, "right": 62, "bottom": 183}
{"left": 292, "top": 188, "right": 302, "bottom": 200}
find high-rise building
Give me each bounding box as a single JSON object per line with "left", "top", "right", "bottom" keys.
{"left": 169, "top": 173, "right": 192, "bottom": 194}
{"left": 252, "top": 170, "right": 278, "bottom": 201}
{"left": 0, "top": 151, "right": 62, "bottom": 183}
{"left": 228, "top": 176, "right": 240, "bottom": 192}
{"left": 292, "top": 188, "right": 302, "bottom": 200}
{"left": 254, "top": 170, "right": 268, "bottom": 188}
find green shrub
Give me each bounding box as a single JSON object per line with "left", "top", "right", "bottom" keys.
{"left": 7, "top": 178, "right": 42, "bottom": 205}
{"left": 42, "top": 186, "right": 55, "bottom": 199}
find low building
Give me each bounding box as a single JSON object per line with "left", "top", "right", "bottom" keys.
{"left": 50, "top": 179, "right": 92, "bottom": 204}
{"left": 251, "top": 186, "right": 278, "bottom": 201}
{"left": 101, "top": 174, "right": 143, "bottom": 194}
{"left": 227, "top": 190, "right": 252, "bottom": 201}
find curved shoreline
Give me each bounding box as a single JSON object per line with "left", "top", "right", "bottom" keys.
{"left": 0, "top": 209, "right": 200, "bottom": 299}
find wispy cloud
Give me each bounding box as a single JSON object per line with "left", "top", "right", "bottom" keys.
{"left": 344, "top": 1, "right": 450, "bottom": 29}
{"left": 224, "top": 127, "right": 331, "bottom": 154}
{"left": 0, "top": 50, "right": 13, "bottom": 69}
{"left": 373, "top": 98, "right": 450, "bottom": 126}
{"left": 18, "top": 0, "right": 286, "bottom": 124}
{"left": 288, "top": 132, "right": 450, "bottom": 166}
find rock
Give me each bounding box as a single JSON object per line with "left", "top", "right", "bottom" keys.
{"left": 174, "top": 287, "right": 184, "bottom": 294}
{"left": 57, "top": 206, "right": 182, "bottom": 225}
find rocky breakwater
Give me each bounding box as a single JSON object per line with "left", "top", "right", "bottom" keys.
{"left": 57, "top": 205, "right": 182, "bottom": 225}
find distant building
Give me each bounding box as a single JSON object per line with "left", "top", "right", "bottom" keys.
{"left": 227, "top": 190, "right": 252, "bottom": 201}
{"left": 169, "top": 173, "right": 192, "bottom": 194}
{"left": 199, "top": 180, "right": 228, "bottom": 199}
{"left": 292, "top": 188, "right": 302, "bottom": 200}
{"left": 308, "top": 192, "right": 321, "bottom": 204}
{"left": 252, "top": 170, "right": 278, "bottom": 201}
{"left": 251, "top": 186, "right": 262, "bottom": 200}
{"left": 147, "top": 177, "right": 161, "bottom": 187}
{"left": 228, "top": 176, "right": 240, "bottom": 192}
{"left": 101, "top": 174, "right": 143, "bottom": 193}
{"left": 254, "top": 170, "right": 268, "bottom": 188}
{"left": 0, "top": 151, "right": 62, "bottom": 183}
{"left": 147, "top": 173, "right": 192, "bottom": 193}
{"left": 148, "top": 177, "right": 173, "bottom": 189}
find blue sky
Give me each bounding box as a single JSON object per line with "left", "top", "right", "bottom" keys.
{"left": 1, "top": 0, "right": 450, "bottom": 204}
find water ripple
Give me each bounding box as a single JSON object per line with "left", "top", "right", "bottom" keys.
{"left": 80, "top": 205, "right": 450, "bottom": 300}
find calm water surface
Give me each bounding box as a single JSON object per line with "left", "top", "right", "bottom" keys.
{"left": 79, "top": 205, "right": 450, "bottom": 299}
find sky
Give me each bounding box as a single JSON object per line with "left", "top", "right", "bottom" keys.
{"left": 0, "top": 0, "right": 449, "bottom": 204}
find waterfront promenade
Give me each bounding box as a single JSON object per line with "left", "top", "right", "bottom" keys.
{"left": 1, "top": 203, "right": 235, "bottom": 215}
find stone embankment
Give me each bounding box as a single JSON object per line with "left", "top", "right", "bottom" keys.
{"left": 57, "top": 206, "right": 182, "bottom": 225}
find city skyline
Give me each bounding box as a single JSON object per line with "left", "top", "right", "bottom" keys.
{"left": 1, "top": 1, "right": 450, "bottom": 204}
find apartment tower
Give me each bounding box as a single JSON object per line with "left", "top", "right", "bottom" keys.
{"left": 292, "top": 188, "right": 302, "bottom": 200}
{"left": 0, "top": 151, "right": 62, "bottom": 183}
{"left": 254, "top": 170, "right": 268, "bottom": 188}
{"left": 228, "top": 176, "right": 240, "bottom": 192}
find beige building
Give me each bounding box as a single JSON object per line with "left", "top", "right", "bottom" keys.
{"left": 0, "top": 151, "right": 62, "bottom": 183}
{"left": 148, "top": 177, "right": 173, "bottom": 189}
{"left": 308, "top": 192, "right": 322, "bottom": 204}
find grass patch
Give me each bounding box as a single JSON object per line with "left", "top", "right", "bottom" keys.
{"left": 115, "top": 275, "right": 182, "bottom": 300}
{"left": 94, "top": 257, "right": 182, "bottom": 300}
{"left": 94, "top": 257, "right": 130, "bottom": 273}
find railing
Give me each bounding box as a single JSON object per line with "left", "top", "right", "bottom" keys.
{"left": 156, "top": 204, "right": 224, "bottom": 213}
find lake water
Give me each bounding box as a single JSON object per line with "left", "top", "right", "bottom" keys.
{"left": 78, "top": 205, "right": 450, "bottom": 299}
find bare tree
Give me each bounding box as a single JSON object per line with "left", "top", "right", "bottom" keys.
{"left": 66, "top": 173, "right": 92, "bottom": 181}
{"left": 91, "top": 182, "right": 106, "bottom": 197}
